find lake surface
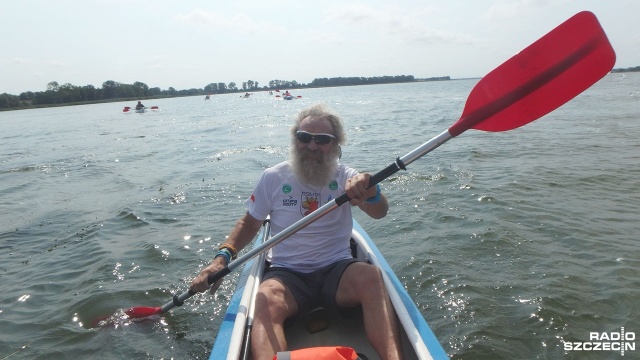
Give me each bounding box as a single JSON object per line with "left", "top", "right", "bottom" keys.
{"left": 1, "top": 73, "right": 639, "bottom": 359}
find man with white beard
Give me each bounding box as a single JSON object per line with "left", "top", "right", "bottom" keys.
{"left": 191, "top": 103, "right": 403, "bottom": 360}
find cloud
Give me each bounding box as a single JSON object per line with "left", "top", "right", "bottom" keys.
{"left": 325, "top": 3, "right": 478, "bottom": 45}
{"left": 484, "top": 0, "right": 567, "bottom": 20}
{"left": 11, "top": 57, "right": 35, "bottom": 65}
{"left": 306, "top": 31, "right": 346, "bottom": 44}
{"left": 325, "top": 3, "right": 383, "bottom": 25}
{"left": 176, "top": 9, "right": 286, "bottom": 34}
{"left": 46, "top": 59, "right": 68, "bottom": 68}
{"left": 9, "top": 57, "right": 68, "bottom": 68}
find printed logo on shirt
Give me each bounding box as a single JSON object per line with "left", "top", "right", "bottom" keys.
{"left": 301, "top": 191, "right": 320, "bottom": 216}
{"left": 282, "top": 184, "right": 292, "bottom": 194}
{"left": 250, "top": 194, "right": 255, "bottom": 202}
{"left": 329, "top": 180, "right": 338, "bottom": 190}
{"left": 282, "top": 196, "right": 297, "bottom": 207}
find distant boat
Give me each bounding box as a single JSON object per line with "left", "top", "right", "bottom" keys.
{"left": 122, "top": 106, "right": 159, "bottom": 113}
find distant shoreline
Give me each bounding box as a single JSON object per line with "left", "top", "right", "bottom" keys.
{"left": 2, "top": 68, "right": 637, "bottom": 112}
{"left": 2, "top": 77, "right": 444, "bottom": 112}
{"left": 610, "top": 66, "right": 640, "bottom": 73}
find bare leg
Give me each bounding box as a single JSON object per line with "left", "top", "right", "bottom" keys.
{"left": 251, "top": 278, "right": 298, "bottom": 360}
{"left": 335, "top": 262, "right": 404, "bottom": 360}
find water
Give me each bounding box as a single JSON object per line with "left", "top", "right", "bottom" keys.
{"left": 1, "top": 74, "right": 639, "bottom": 359}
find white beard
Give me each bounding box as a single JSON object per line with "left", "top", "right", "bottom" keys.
{"left": 290, "top": 145, "right": 340, "bottom": 187}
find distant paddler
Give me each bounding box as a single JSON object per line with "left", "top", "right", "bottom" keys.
{"left": 123, "top": 102, "right": 159, "bottom": 112}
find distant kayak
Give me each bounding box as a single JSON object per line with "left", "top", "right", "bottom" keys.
{"left": 123, "top": 106, "right": 159, "bottom": 113}
{"left": 276, "top": 93, "right": 301, "bottom": 100}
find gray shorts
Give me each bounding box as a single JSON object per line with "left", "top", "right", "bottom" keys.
{"left": 262, "top": 258, "right": 360, "bottom": 316}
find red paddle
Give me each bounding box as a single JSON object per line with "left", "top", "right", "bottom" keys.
{"left": 105, "top": 11, "right": 614, "bottom": 322}
{"left": 449, "top": 10, "right": 615, "bottom": 136}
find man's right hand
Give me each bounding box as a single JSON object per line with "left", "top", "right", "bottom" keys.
{"left": 190, "top": 257, "right": 227, "bottom": 295}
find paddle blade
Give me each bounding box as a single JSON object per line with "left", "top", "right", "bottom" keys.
{"left": 125, "top": 306, "right": 162, "bottom": 319}
{"left": 449, "top": 11, "right": 615, "bottom": 137}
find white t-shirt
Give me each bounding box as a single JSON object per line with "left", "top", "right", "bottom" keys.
{"left": 246, "top": 160, "right": 358, "bottom": 272}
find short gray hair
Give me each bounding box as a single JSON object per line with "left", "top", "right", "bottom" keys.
{"left": 291, "top": 103, "right": 346, "bottom": 145}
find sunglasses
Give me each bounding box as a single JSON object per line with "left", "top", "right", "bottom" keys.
{"left": 295, "top": 131, "right": 335, "bottom": 145}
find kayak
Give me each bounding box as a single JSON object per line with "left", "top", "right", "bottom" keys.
{"left": 283, "top": 95, "right": 294, "bottom": 100}
{"left": 210, "top": 218, "right": 448, "bottom": 360}
{"left": 122, "top": 106, "right": 159, "bottom": 113}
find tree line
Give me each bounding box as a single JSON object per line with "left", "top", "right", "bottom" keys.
{"left": 0, "top": 80, "right": 206, "bottom": 110}
{"left": 1, "top": 75, "right": 420, "bottom": 111}
{"left": 611, "top": 66, "right": 640, "bottom": 73}
{"left": 311, "top": 75, "right": 415, "bottom": 87}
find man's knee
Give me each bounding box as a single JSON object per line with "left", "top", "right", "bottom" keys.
{"left": 350, "top": 262, "right": 383, "bottom": 283}
{"left": 339, "top": 263, "right": 385, "bottom": 304}
{"left": 256, "top": 280, "right": 297, "bottom": 321}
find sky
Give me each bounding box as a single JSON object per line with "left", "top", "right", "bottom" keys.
{"left": 1, "top": 0, "right": 639, "bottom": 95}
